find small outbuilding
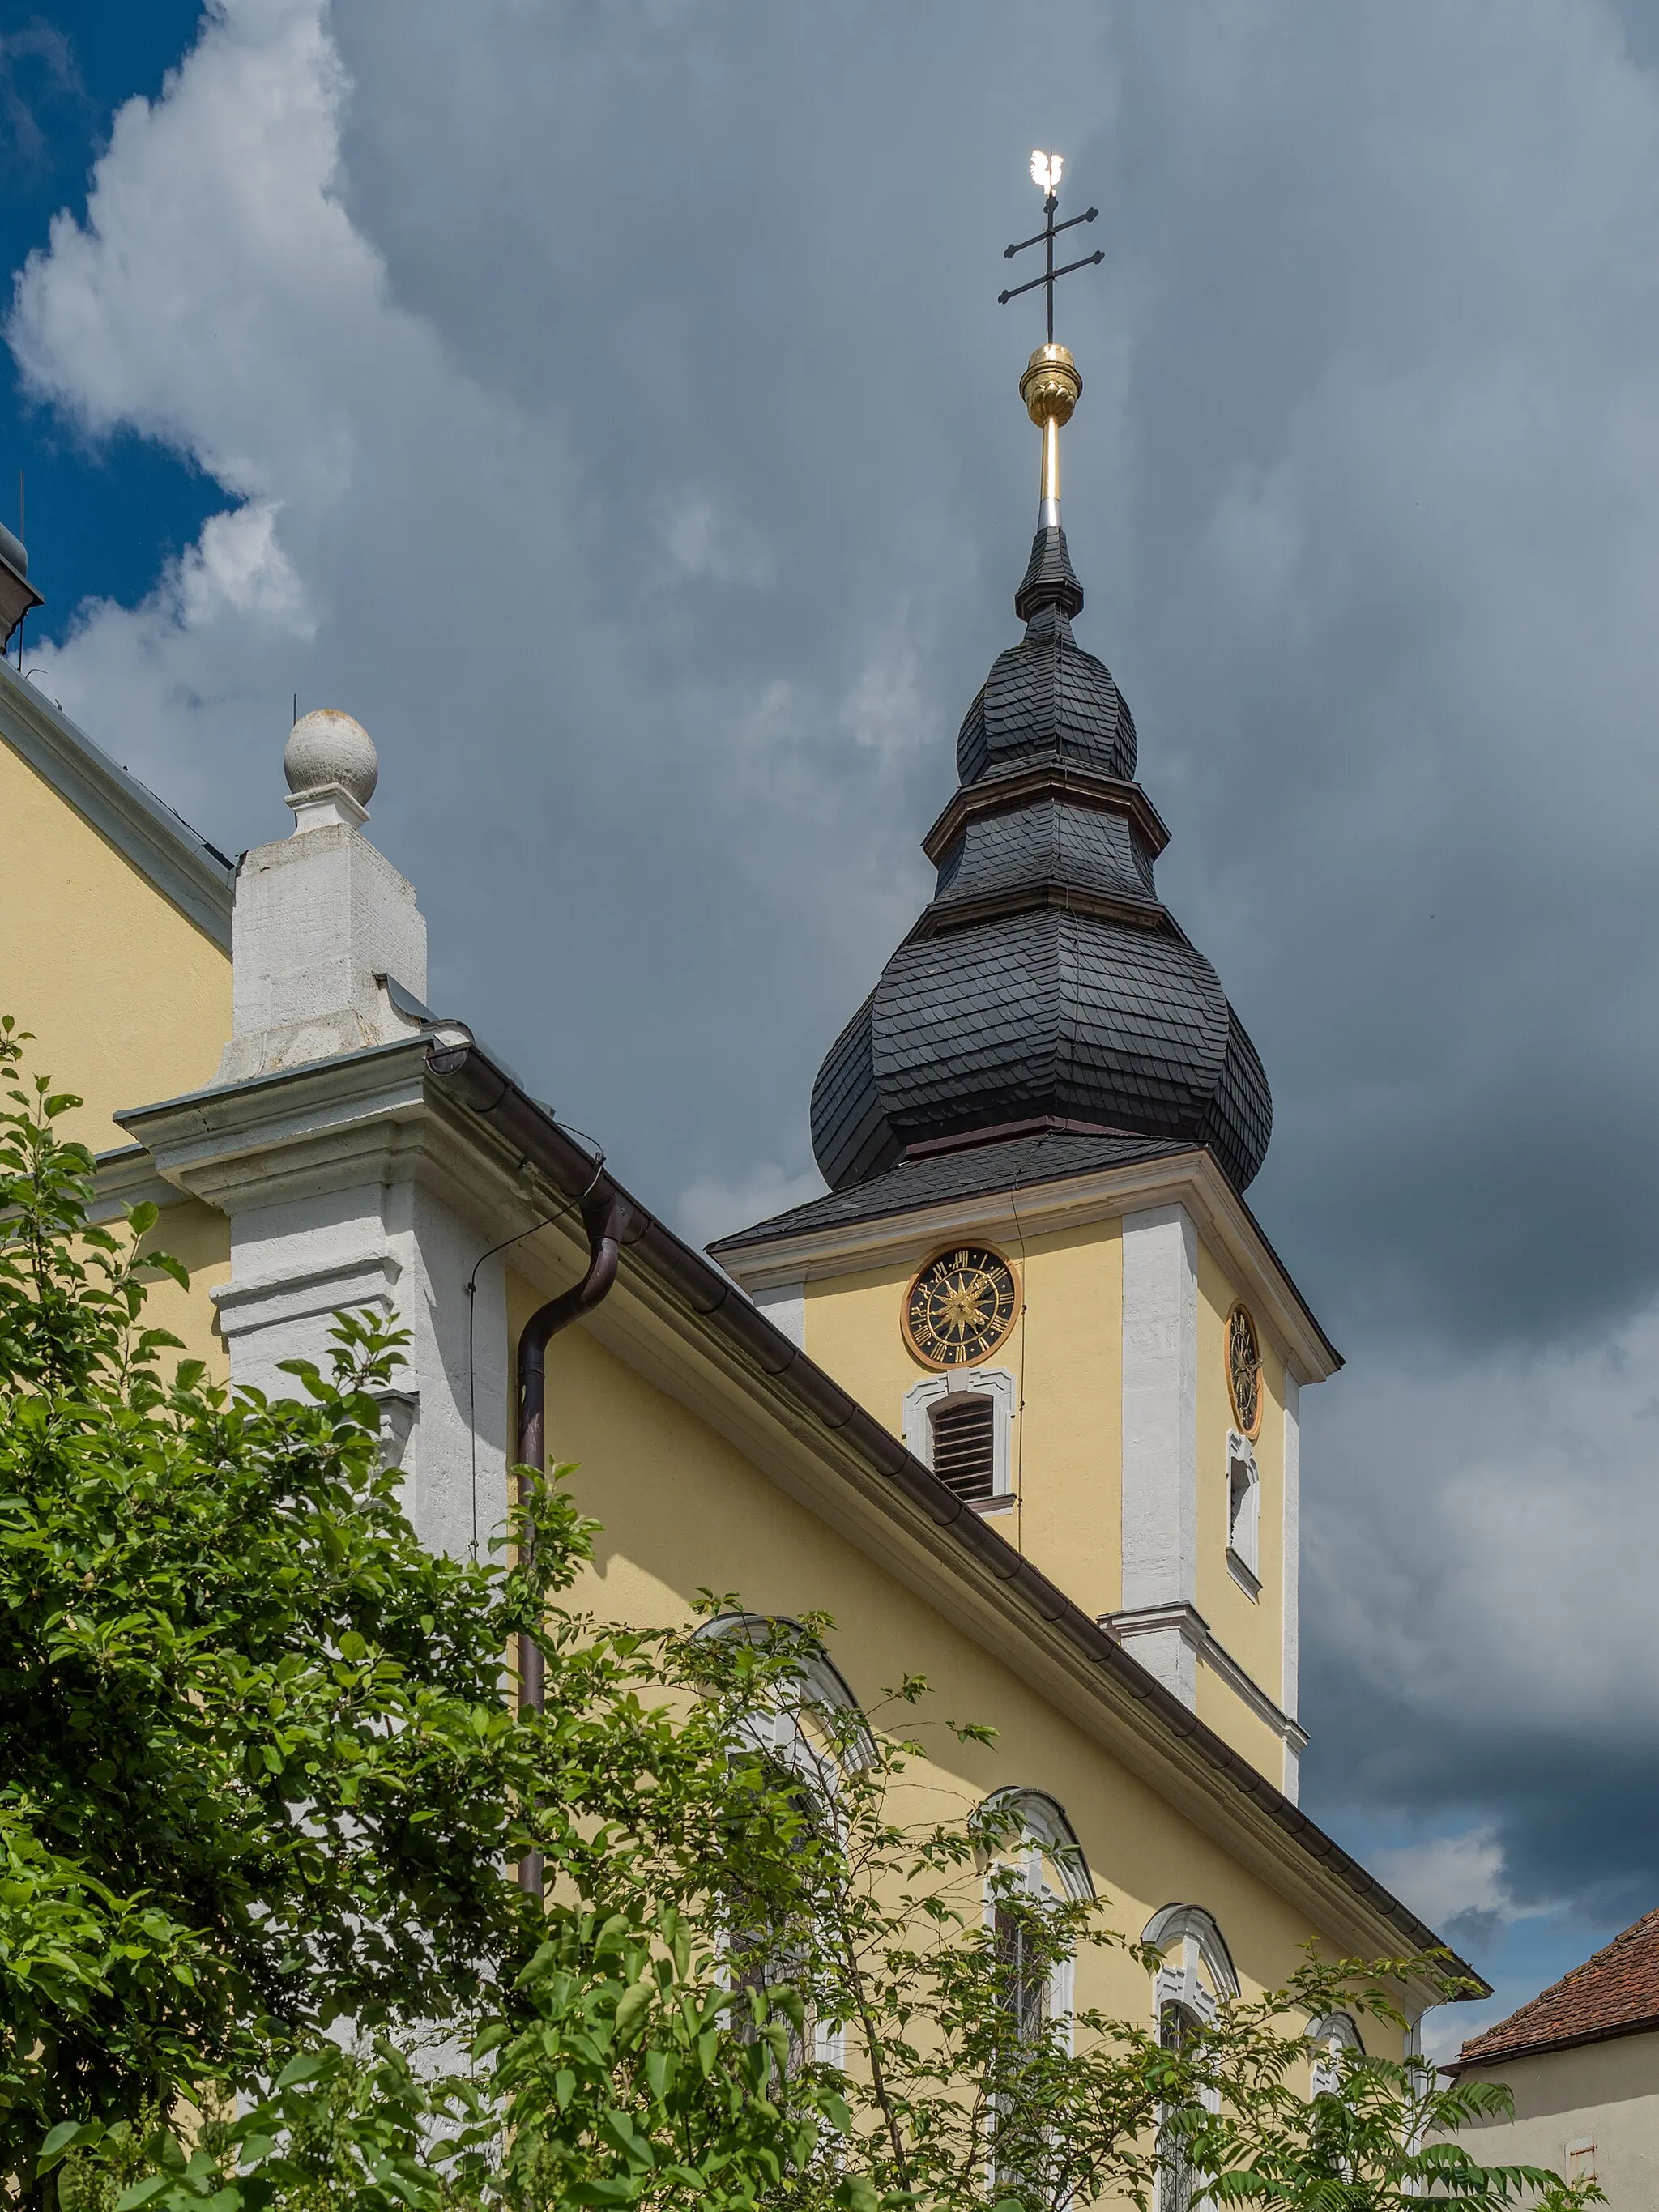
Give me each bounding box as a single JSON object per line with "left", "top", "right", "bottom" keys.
{"left": 1448, "top": 1907, "right": 1659, "bottom": 2201}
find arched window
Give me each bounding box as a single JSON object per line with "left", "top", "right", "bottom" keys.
{"left": 695, "top": 1610, "right": 875, "bottom": 1781}
{"left": 1308, "top": 2009, "right": 1363, "bottom": 2097}
{"left": 976, "top": 1791, "right": 1093, "bottom": 2193}
{"left": 694, "top": 1613, "right": 870, "bottom": 2067}
{"left": 978, "top": 1789, "right": 1093, "bottom": 2052}
{"left": 1142, "top": 1906, "right": 1239, "bottom": 2212}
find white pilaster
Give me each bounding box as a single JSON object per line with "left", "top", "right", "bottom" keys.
{"left": 749, "top": 1278, "right": 805, "bottom": 1349}
{"left": 1281, "top": 1369, "right": 1301, "bottom": 1799}
{"left": 126, "top": 710, "right": 512, "bottom": 1565}
{"left": 125, "top": 1050, "right": 514, "bottom": 1564}
{"left": 1119, "top": 1204, "right": 1199, "bottom": 1704}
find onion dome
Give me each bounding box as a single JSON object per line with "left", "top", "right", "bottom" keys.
{"left": 810, "top": 359, "right": 1272, "bottom": 1196}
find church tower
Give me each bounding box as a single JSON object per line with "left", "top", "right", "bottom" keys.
{"left": 713, "top": 163, "right": 1338, "bottom": 1796}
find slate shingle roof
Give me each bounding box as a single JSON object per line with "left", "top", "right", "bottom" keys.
{"left": 1450, "top": 1909, "right": 1659, "bottom": 2070}
{"left": 711, "top": 1129, "right": 1190, "bottom": 1251}
{"left": 808, "top": 522, "right": 1273, "bottom": 1197}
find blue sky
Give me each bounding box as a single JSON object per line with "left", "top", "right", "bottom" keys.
{"left": 1, "top": 6, "right": 219, "bottom": 615}
{"left": 11, "top": 0, "right": 1659, "bottom": 2063}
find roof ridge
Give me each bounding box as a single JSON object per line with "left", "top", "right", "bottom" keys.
{"left": 1456, "top": 1903, "right": 1659, "bottom": 2066}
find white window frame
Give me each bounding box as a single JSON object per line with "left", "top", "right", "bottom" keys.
{"left": 1144, "top": 1906, "right": 1239, "bottom": 2211}
{"left": 978, "top": 1788, "right": 1093, "bottom": 2059}
{"left": 903, "top": 1367, "right": 1017, "bottom": 1511}
{"left": 695, "top": 1613, "right": 872, "bottom": 2068}
{"left": 1225, "top": 1430, "right": 1261, "bottom": 1599}
{"left": 1307, "top": 2010, "right": 1363, "bottom": 2098}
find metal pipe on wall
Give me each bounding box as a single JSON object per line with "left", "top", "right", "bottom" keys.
{"left": 514, "top": 1187, "right": 622, "bottom": 1897}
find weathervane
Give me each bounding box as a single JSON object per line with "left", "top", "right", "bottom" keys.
{"left": 998, "top": 151, "right": 1102, "bottom": 343}
{"left": 999, "top": 152, "right": 1102, "bottom": 530}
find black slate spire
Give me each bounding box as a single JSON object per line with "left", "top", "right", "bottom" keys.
{"left": 1013, "top": 521, "right": 1085, "bottom": 621}
{"left": 808, "top": 518, "right": 1273, "bottom": 1198}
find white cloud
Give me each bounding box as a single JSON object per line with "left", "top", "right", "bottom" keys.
{"left": 177, "top": 501, "right": 310, "bottom": 633}
{"left": 20, "top": 0, "right": 1659, "bottom": 1972}
{"left": 661, "top": 495, "right": 772, "bottom": 587}
{"left": 1308, "top": 1291, "right": 1659, "bottom": 1754}
{"left": 1371, "top": 1829, "right": 1509, "bottom": 1935}
{"left": 10, "top": 0, "right": 371, "bottom": 503}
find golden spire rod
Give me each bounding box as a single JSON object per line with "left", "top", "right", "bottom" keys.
{"left": 1021, "top": 346, "right": 1081, "bottom": 529}
{"left": 999, "top": 151, "right": 1102, "bottom": 528}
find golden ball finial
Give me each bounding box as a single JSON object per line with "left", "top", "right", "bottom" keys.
{"left": 1020, "top": 343, "right": 1082, "bottom": 429}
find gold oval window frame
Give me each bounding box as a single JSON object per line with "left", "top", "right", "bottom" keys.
{"left": 901, "top": 1242, "right": 1021, "bottom": 1371}
{"left": 1226, "top": 1301, "right": 1264, "bottom": 1440}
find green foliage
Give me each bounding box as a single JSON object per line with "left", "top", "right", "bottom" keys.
{"left": 0, "top": 1025, "right": 813, "bottom": 2198}
{"left": 0, "top": 1021, "right": 1597, "bottom": 2212}
{"left": 0, "top": 1018, "right": 574, "bottom": 2173}
{"left": 1176, "top": 1954, "right": 1605, "bottom": 2209}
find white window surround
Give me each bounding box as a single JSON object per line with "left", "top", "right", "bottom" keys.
{"left": 903, "top": 1366, "right": 1017, "bottom": 1509}
{"left": 1225, "top": 1429, "right": 1261, "bottom": 1600}
{"left": 1307, "top": 2010, "right": 1363, "bottom": 2097}
{"left": 1282, "top": 1369, "right": 1300, "bottom": 1747}
{"left": 978, "top": 1788, "right": 1094, "bottom": 2061}
{"left": 693, "top": 1610, "right": 876, "bottom": 1780}
{"left": 1145, "top": 1905, "right": 1236, "bottom": 2209}
{"left": 695, "top": 1612, "right": 869, "bottom": 2069}
{"left": 1142, "top": 1903, "right": 1240, "bottom": 2027}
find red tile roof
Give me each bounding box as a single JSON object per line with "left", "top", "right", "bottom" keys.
{"left": 1450, "top": 1907, "right": 1659, "bottom": 2071}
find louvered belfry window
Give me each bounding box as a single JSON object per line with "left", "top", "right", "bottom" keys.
{"left": 930, "top": 1393, "right": 996, "bottom": 1503}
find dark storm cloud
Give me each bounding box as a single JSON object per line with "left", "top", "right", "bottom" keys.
{"left": 13, "top": 0, "right": 1659, "bottom": 2010}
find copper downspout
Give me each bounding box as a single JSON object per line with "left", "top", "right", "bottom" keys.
{"left": 514, "top": 1187, "right": 622, "bottom": 1896}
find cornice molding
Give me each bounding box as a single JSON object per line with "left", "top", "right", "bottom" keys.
{"left": 1106, "top": 1602, "right": 1309, "bottom": 1753}
{"left": 718, "top": 1146, "right": 1340, "bottom": 1386}
{"left": 0, "top": 660, "right": 234, "bottom": 948}
{"left": 908, "top": 877, "right": 1179, "bottom": 944}
{"left": 922, "top": 758, "right": 1172, "bottom": 867}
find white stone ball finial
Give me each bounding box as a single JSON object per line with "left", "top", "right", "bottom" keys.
{"left": 284, "top": 708, "right": 378, "bottom": 834}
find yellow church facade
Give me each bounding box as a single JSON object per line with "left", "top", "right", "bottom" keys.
{"left": 0, "top": 326, "right": 1469, "bottom": 2111}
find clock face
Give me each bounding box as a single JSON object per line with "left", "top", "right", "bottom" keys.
{"left": 903, "top": 1245, "right": 1019, "bottom": 1369}
{"left": 1226, "top": 1302, "right": 1263, "bottom": 1439}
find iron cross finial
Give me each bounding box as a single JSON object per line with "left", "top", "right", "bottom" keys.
{"left": 997, "top": 150, "right": 1102, "bottom": 344}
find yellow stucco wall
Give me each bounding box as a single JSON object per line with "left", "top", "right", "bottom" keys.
{"left": 800, "top": 1219, "right": 1124, "bottom": 1621}
{"left": 513, "top": 1270, "right": 1401, "bottom": 2072}
{"left": 137, "top": 1199, "right": 232, "bottom": 1377}
{"left": 0, "top": 739, "right": 231, "bottom": 1149}
{"left": 789, "top": 1208, "right": 1296, "bottom": 1776}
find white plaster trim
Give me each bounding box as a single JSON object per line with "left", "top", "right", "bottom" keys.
{"left": 1120, "top": 1206, "right": 1198, "bottom": 1703}
{"left": 748, "top": 1277, "right": 805, "bottom": 1350}
{"left": 117, "top": 1039, "right": 513, "bottom": 1567}
{"left": 288, "top": 782, "right": 369, "bottom": 834}
{"left": 0, "top": 659, "right": 232, "bottom": 946}
{"left": 1105, "top": 1601, "right": 1309, "bottom": 1753}
{"left": 716, "top": 1148, "right": 1339, "bottom": 1387}
{"left": 979, "top": 1786, "right": 1094, "bottom": 1903}
{"left": 90, "top": 1145, "right": 184, "bottom": 1222}
{"left": 1282, "top": 1370, "right": 1300, "bottom": 1727}
{"left": 1143, "top": 1903, "right": 1240, "bottom": 2001}
{"left": 902, "top": 1366, "right": 1017, "bottom": 1497}
{"left": 211, "top": 1250, "right": 403, "bottom": 1337}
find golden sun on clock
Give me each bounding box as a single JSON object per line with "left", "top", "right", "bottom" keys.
{"left": 902, "top": 1244, "right": 1020, "bottom": 1369}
